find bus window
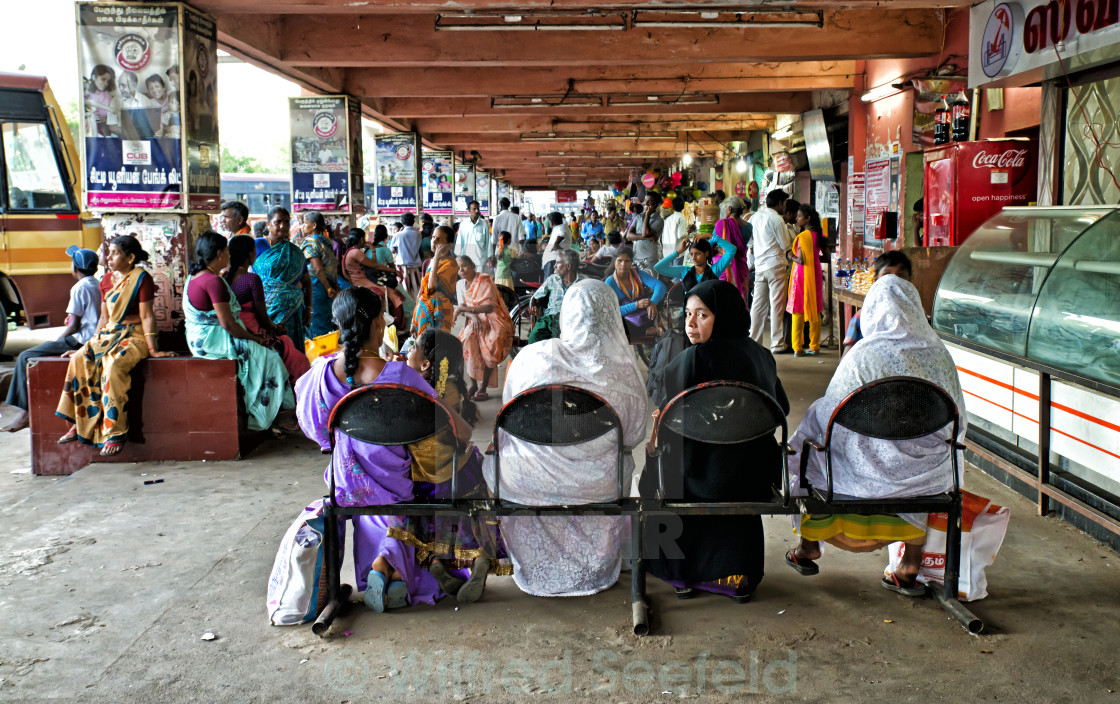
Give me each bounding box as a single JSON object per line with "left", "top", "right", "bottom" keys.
{"left": 2, "top": 122, "right": 72, "bottom": 211}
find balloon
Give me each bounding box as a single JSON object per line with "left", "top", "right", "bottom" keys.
{"left": 692, "top": 189, "right": 702, "bottom": 199}
{"left": 671, "top": 172, "right": 683, "bottom": 187}
{"left": 641, "top": 173, "right": 656, "bottom": 188}
{"left": 662, "top": 197, "right": 673, "bottom": 209}
{"left": 697, "top": 181, "right": 708, "bottom": 192}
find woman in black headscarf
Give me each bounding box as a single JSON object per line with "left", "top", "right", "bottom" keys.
{"left": 639, "top": 279, "right": 789, "bottom": 602}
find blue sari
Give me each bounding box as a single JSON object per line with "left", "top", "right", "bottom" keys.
{"left": 255, "top": 240, "right": 307, "bottom": 344}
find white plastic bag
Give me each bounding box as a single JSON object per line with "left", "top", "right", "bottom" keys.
{"left": 267, "top": 500, "right": 338, "bottom": 626}
{"left": 886, "top": 491, "right": 1010, "bottom": 602}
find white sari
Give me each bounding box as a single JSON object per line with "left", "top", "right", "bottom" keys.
{"left": 484, "top": 280, "right": 648, "bottom": 597}
{"left": 790, "top": 275, "right": 968, "bottom": 528}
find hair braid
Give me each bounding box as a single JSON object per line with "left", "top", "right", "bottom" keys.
{"left": 332, "top": 287, "right": 382, "bottom": 388}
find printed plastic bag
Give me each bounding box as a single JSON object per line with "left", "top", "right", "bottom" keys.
{"left": 305, "top": 331, "right": 340, "bottom": 363}
{"left": 267, "top": 500, "right": 340, "bottom": 626}
{"left": 886, "top": 491, "right": 1010, "bottom": 602}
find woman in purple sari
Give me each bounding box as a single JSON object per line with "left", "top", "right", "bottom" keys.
{"left": 295, "top": 287, "right": 478, "bottom": 611}
{"left": 713, "top": 198, "right": 752, "bottom": 306}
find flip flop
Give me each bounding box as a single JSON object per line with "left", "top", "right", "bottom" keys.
{"left": 363, "top": 569, "right": 389, "bottom": 613}
{"left": 456, "top": 557, "right": 490, "bottom": 604}
{"left": 100, "top": 436, "right": 126, "bottom": 456}
{"left": 471, "top": 392, "right": 490, "bottom": 402}
{"left": 429, "top": 560, "right": 465, "bottom": 597}
{"left": 785, "top": 548, "right": 820, "bottom": 576}
{"left": 881, "top": 573, "right": 926, "bottom": 597}
{"left": 57, "top": 428, "right": 79, "bottom": 444}
{"left": 675, "top": 587, "right": 697, "bottom": 600}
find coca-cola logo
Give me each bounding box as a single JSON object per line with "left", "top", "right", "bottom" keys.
{"left": 972, "top": 149, "right": 1029, "bottom": 169}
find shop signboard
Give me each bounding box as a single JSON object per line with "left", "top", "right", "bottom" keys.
{"left": 556, "top": 189, "right": 577, "bottom": 203}
{"left": 847, "top": 169, "right": 866, "bottom": 243}
{"left": 77, "top": 2, "right": 185, "bottom": 210}
{"left": 454, "top": 163, "right": 476, "bottom": 215}
{"left": 475, "top": 170, "right": 490, "bottom": 216}
{"left": 374, "top": 133, "right": 418, "bottom": 215}
{"left": 289, "top": 96, "right": 351, "bottom": 213}
{"left": 182, "top": 6, "right": 219, "bottom": 211}
{"left": 970, "top": 0, "right": 1120, "bottom": 87}
{"left": 422, "top": 149, "right": 453, "bottom": 215}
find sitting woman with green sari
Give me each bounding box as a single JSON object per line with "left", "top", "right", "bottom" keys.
{"left": 56, "top": 235, "right": 175, "bottom": 456}
{"left": 410, "top": 225, "right": 458, "bottom": 337}
{"left": 254, "top": 206, "right": 312, "bottom": 344}
{"left": 185, "top": 231, "right": 296, "bottom": 432}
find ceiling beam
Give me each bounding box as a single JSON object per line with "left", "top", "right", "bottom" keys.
{"left": 255, "top": 10, "right": 942, "bottom": 67}
{"left": 197, "top": 0, "right": 969, "bottom": 14}
{"left": 414, "top": 115, "right": 773, "bottom": 133}
{"left": 377, "top": 92, "right": 813, "bottom": 118}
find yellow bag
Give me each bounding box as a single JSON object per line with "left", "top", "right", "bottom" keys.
{"left": 304, "top": 331, "right": 340, "bottom": 363}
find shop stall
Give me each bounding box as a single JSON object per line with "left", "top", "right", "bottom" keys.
{"left": 931, "top": 206, "right": 1120, "bottom": 548}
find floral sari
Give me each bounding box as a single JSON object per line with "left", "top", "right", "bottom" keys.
{"left": 302, "top": 234, "right": 342, "bottom": 339}
{"left": 254, "top": 240, "right": 307, "bottom": 344}
{"left": 56, "top": 267, "right": 151, "bottom": 447}
{"left": 184, "top": 275, "right": 295, "bottom": 431}
{"left": 411, "top": 257, "right": 458, "bottom": 335}
{"left": 458, "top": 273, "right": 513, "bottom": 387}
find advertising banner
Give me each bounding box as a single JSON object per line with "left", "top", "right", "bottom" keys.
{"left": 77, "top": 2, "right": 184, "bottom": 210}
{"left": 556, "top": 190, "right": 577, "bottom": 203}
{"left": 289, "top": 95, "right": 350, "bottom": 213}
{"left": 816, "top": 180, "right": 841, "bottom": 219}
{"left": 182, "top": 6, "right": 219, "bottom": 211}
{"left": 422, "top": 150, "right": 454, "bottom": 215}
{"left": 863, "top": 157, "right": 896, "bottom": 245}
{"left": 475, "top": 170, "right": 490, "bottom": 216}
{"left": 497, "top": 180, "right": 510, "bottom": 204}
{"left": 454, "top": 163, "right": 475, "bottom": 215}
{"left": 374, "top": 133, "right": 418, "bottom": 215}
{"left": 847, "top": 170, "right": 865, "bottom": 242}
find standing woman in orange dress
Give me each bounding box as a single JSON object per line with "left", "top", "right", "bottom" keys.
{"left": 410, "top": 226, "right": 458, "bottom": 337}
{"left": 453, "top": 256, "right": 513, "bottom": 401}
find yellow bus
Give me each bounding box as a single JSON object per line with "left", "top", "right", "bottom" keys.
{"left": 0, "top": 72, "right": 101, "bottom": 352}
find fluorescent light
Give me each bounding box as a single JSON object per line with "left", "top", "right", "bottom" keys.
{"left": 861, "top": 81, "right": 902, "bottom": 102}
{"left": 700, "top": 12, "right": 719, "bottom": 19}
{"left": 504, "top": 15, "right": 522, "bottom": 22}
{"left": 736, "top": 157, "right": 747, "bottom": 173}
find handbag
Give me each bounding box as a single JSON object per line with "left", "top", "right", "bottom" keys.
{"left": 363, "top": 266, "right": 398, "bottom": 290}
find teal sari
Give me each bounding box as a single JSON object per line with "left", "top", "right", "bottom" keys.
{"left": 254, "top": 240, "right": 307, "bottom": 344}
{"left": 184, "top": 275, "right": 295, "bottom": 431}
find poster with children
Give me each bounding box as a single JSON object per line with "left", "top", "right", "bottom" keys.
{"left": 422, "top": 150, "right": 454, "bottom": 215}
{"left": 374, "top": 133, "right": 418, "bottom": 215}
{"left": 289, "top": 95, "right": 350, "bottom": 212}
{"left": 475, "top": 170, "right": 490, "bottom": 216}
{"left": 77, "top": 2, "right": 184, "bottom": 210}
{"left": 182, "top": 6, "right": 220, "bottom": 211}
{"left": 454, "top": 163, "right": 475, "bottom": 216}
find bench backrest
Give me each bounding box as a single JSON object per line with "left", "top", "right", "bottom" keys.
{"left": 826, "top": 376, "right": 957, "bottom": 442}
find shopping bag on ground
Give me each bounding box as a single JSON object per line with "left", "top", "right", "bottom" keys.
{"left": 267, "top": 500, "right": 342, "bottom": 626}
{"left": 885, "top": 490, "right": 1010, "bottom": 602}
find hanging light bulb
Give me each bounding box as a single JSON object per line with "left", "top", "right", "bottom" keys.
{"left": 682, "top": 152, "right": 693, "bottom": 166}
{"left": 736, "top": 156, "right": 747, "bottom": 173}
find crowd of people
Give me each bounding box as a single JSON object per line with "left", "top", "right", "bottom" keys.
{"left": 0, "top": 187, "right": 964, "bottom": 615}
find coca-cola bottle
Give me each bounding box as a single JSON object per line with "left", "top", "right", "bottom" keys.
{"left": 951, "top": 93, "right": 972, "bottom": 142}
{"left": 934, "top": 98, "right": 950, "bottom": 146}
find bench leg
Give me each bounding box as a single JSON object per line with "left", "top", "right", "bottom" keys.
{"left": 936, "top": 495, "right": 983, "bottom": 634}
{"left": 631, "top": 514, "right": 650, "bottom": 636}
{"left": 313, "top": 500, "right": 350, "bottom": 636}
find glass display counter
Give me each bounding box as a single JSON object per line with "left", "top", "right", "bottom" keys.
{"left": 932, "top": 206, "right": 1120, "bottom": 388}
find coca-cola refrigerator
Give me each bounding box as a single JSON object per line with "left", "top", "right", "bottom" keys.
{"left": 923, "top": 140, "right": 1037, "bottom": 247}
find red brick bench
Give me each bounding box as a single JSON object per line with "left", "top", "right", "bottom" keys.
{"left": 27, "top": 357, "right": 241, "bottom": 475}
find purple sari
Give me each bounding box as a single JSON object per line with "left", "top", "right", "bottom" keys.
{"left": 713, "top": 217, "right": 751, "bottom": 304}
{"left": 296, "top": 358, "right": 444, "bottom": 602}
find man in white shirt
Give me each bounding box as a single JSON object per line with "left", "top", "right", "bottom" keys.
{"left": 492, "top": 198, "right": 523, "bottom": 258}
{"left": 540, "top": 211, "right": 571, "bottom": 279}
{"left": 660, "top": 196, "right": 688, "bottom": 265}
{"left": 455, "top": 200, "right": 492, "bottom": 271}
{"left": 748, "top": 189, "right": 792, "bottom": 352}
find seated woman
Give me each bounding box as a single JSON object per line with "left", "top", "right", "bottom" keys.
{"left": 369, "top": 224, "right": 415, "bottom": 322}
{"left": 393, "top": 328, "right": 508, "bottom": 604}
{"left": 224, "top": 235, "right": 310, "bottom": 384}
{"left": 410, "top": 226, "right": 458, "bottom": 337}
{"left": 526, "top": 249, "right": 586, "bottom": 344}
{"left": 484, "top": 280, "right": 647, "bottom": 597}
{"left": 787, "top": 274, "right": 967, "bottom": 596}
{"left": 653, "top": 234, "right": 737, "bottom": 298}
{"left": 454, "top": 256, "right": 514, "bottom": 401}
{"left": 604, "top": 248, "right": 667, "bottom": 339}
{"left": 341, "top": 227, "right": 407, "bottom": 331}
{"left": 296, "top": 288, "right": 477, "bottom": 611}
{"left": 640, "top": 280, "right": 789, "bottom": 603}
{"left": 254, "top": 206, "right": 312, "bottom": 345}
{"left": 185, "top": 232, "right": 296, "bottom": 432}
{"left": 56, "top": 235, "right": 174, "bottom": 456}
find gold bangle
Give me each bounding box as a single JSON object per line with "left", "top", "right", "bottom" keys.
{"left": 144, "top": 332, "right": 157, "bottom": 336}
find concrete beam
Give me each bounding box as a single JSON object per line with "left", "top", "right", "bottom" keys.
{"left": 344, "top": 62, "right": 854, "bottom": 98}
{"left": 265, "top": 11, "right": 942, "bottom": 67}
{"left": 379, "top": 92, "right": 814, "bottom": 118}
{"left": 414, "top": 116, "right": 773, "bottom": 133}
{"left": 197, "top": 0, "right": 969, "bottom": 13}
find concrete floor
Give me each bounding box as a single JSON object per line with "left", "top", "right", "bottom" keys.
{"left": 0, "top": 326, "right": 1118, "bottom": 703}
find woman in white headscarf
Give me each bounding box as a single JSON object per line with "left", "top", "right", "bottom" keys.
{"left": 484, "top": 279, "right": 648, "bottom": 597}
{"left": 786, "top": 274, "right": 967, "bottom": 595}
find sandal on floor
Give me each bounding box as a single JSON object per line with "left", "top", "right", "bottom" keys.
{"left": 430, "top": 560, "right": 465, "bottom": 597}
{"left": 386, "top": 580, "right": 409, "bottom": 609}
{"left": 725, "top": 591, "right": 753, "bottom": 605}
{"left": 363, "top": 569, "right": 389, "bottom": 613}
{"left": 675, "top": 587, "right": 696, "bottom": 600}
{"left": 881, "top": 573, "right": 926, "bottom": 597}
{"left": 57, "top": 428, "right": 79, "bottom": 444}
{"left": 100, "top": 436, "right": 126, "bottom": 456}
{"left": 785, "top": 548, "right": 820, "bottom": 576}
{"left": 471, "top": 391, "right": 490, "bottom": 402}
{"left": 457, "top": 557, "right": 490, "bottom": 604}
